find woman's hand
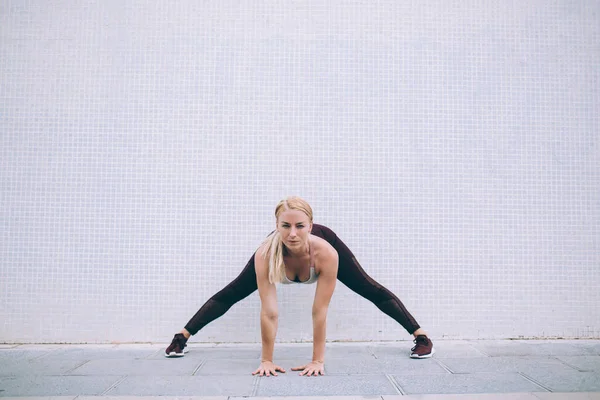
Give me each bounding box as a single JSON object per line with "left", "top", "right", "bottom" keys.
{"left": 291, "top": 360, "right": 325, "bottom": 376}
{"left": 252, "top": 360, "right": 286, "bottom": 377}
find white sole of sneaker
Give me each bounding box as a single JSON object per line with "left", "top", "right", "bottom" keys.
{"left": 410, "top": 347, "right": 435, "bottom": 359}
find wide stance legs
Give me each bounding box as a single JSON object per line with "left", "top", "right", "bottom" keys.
{"left": 165, "top": 224, "right": 434, "bottom": 359}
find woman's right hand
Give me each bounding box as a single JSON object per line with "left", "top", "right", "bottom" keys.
{"left": 252, "top": 360, "right": 286, "bottom": 377}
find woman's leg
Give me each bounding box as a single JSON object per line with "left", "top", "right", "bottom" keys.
{"left": 311, "top": 224, "right": 422, "bottom": 335}
{"left": 166, "top": 254, "right": 259, "bottom": 356}
{"left": 183, "top": 254, "right": 259, "bottom": 335}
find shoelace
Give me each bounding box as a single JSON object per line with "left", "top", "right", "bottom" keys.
{"left": 170, "top": 335, "right": 186, "bottom": 350}
{"left": 411, "top": 336, "right": 429, "bottom": 351}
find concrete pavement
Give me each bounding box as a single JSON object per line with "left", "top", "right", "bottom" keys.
{"left": 1, "top": 340, "right": 599, "bottom": 398}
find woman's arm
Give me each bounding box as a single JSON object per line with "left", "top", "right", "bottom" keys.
{"left": 252, "top": 248, "right": 285, "bottom": 376}
{"left": 312, "top": 250, "right": 338, "bottom": 362}
{"left": 293, "top": 246, "right": 338, "bottom": 376}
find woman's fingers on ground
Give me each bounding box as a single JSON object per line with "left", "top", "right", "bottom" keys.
{"left": 252, "top": 368, "right": 271, "bottom": 376}
{"left": 300, "top": 366, "right": 324, "bottom": 376}
{"left": 252, "top": 366, "right": 285, "bottom": 376}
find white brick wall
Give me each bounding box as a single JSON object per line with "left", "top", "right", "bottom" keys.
{"left": 1, "top": 0, "right": 599, "bottom": 343}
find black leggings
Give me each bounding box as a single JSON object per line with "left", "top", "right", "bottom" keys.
{"left": 184, "top": 224, "right": 421, "bottom": 335}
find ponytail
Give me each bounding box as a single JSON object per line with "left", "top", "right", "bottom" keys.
{"left": 261, "top": 231, "right": 286, "bottom": 284}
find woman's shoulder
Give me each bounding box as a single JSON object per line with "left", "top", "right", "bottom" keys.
{"left": 310, "top": 235, "right": 338, "bottom": 272}
{"left": 253, "top": 242, "right": 270, "bottom": 272}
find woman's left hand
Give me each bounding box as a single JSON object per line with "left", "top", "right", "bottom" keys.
{"left": 291, "top": 360, "right": 325, "bottom": 376}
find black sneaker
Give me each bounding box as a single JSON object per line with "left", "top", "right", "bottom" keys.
{"left": 165, "top": 333, "right": 188, "bottom": 357}
{"left": 410, "top": 335, "right": 435, "bottom": 359}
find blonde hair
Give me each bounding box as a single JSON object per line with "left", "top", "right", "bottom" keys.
{"left": 261, "top": 196, "right": 314, "bottom": 284}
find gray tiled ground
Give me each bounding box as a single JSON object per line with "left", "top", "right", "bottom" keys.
{"left": 371, "top": 341, "right": 487, "bottom": 359}
{"left": 436, "top": 356, "right": 578, "bottom": 375}
{"left": 556, "top": 356, "right": 600, "bottom": 372}
{"left": 1, "top": 341, "right": 600, "bottom": 398}
{"left": 255, "top": 374, "right": 398, "bottom": 396}
{"left": 147, "top": 346, "right": 261, "bottom": 360}
{"left": 196, "top": 358, "right": 293, "bottom": 375}
{"left": 324, "top": 355, "right": 449, "bottom": 375}
{"left": 567, "top": 342, "right": 600, "bottom": 356}
{"left": 392, "top": 372, "right": 545, "bottom": 394}
{"left": 0, "top": 349, "right": 56, "bottom": 362}
{"left": 0, "top": 376, "right": 122, "bottom": 396}
{"left": 50, "top": 346, "right": 161, "bottom": 361}
{"left": 105, "top": 375, "right": 255, "bottom": 396}
{"left": 69, "top": 358, "right": 203, "bottom": 376}
{"left": 521, "top": 369, "right": 600, "bottom": 392}
{"left": 469, "top": 341, "right": 588, "bottom": 357}
{"left": 0, "top": 358, "right": 88, "bottom": 377}
{"left": 383, "top": 395, "right": 541, "bottom": 400}
{"left": 533, "top": 393, "right": 600, "bottom": 400}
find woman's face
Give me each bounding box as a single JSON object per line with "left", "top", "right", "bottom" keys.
{"left": 277, "top": 209, "right": 312, "bottom": 250}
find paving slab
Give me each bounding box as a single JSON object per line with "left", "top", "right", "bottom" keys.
{"left": 383, "top": 394, "right": 540, "bottom": 400}
{"left": 195, "top": 358, "right": 294, "bottom": 375}
{"left": 80, "top": 397, "right": 227, "bottom": 400}
{"left": 68, "top": 358, "right": 203, "bottom": 376}
{"left": 0, "top": 376, "right": 121, "bottom": 396}
{"left": 0, "top": 397, "right": 77, "bottom": 400}
{"left": 470, "top": 341, "right": 588, "bottom": 357}
{"left": 2, "top": 341, "right": 600, "bottom": 398}
{"left": 255, "top": 374, "right": 398, "bottom": 396}
{"left": 372, "top": 341, "right": 487, "bottom": 359}
{"left": 392, "top": 372, "right": 544, "bottom": 394}
{"left": 324, "top": 343, "right": 377, "bottom": 359}
{"left": 324, "top": 355, "right": 448, "bottom": 375}
{"left": 436, "top": 356, "right": 577, "bottom": 375}
{"left": 49, "top": 347, "right": 161, "bottom": 361}
{"left": 105, "top": 375, "right": 255, "bottom": 396}
{"left": 533, "top": 393, "right": 600, "bottom": 399}
{"left": 566, "top": 342, "right": 600, "bottom": 356}
{"left": 148, "top": 346, "right": 261, "bottom": 360}
{"left": 522, "top": 369, "right": 600, "bottom": 392}
{"left": 267, "top": 344, "right": 317, "bottom": 360}
{"left": 555, "top": 356, "right": 600, "bottom": 372}
{"left": 0, "top": 349, "right": 56, "bottom": 362}
{"left": 1, "top": 394, "right": 600, "bottom": 400}
{"left": 231, "top": 397, "right": 382, "bottom": 400}
{"left": 0, "top": 358, "right": 94, "bottom": 376}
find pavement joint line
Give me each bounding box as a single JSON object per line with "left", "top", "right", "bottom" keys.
{"left": 517, "top": 371, "right": 553, "bottom": 393}
{"left": 63, "top": 359, "right": 91, "bottom": 374}
{"left": 251, "top": 374, "right": 260, "bottom": 396}
{"left": 368, "top": 345, "right": 378, "bottom": 359}
{"left": 551, "top": 355, "right": 585, "bottom": 372}
{"left": 145, "top": 348, "right": 163, "bottom": 359}
{"left": 385, "top": 373, "right": 405, "bottom": 395}
{"left": 31, "top": 347, "right": 60, "bottom": 361}
{"left": 192, "top": 359, "right": 207, "bottom": 375}
{"left": 100, "top": 375, "right": 128, "bottom": 395}
{"left": 432, "top": 358, "right": 455, "bottom": 374}
{"left": 466, "top": 341, "right": 491, "bottom": 357}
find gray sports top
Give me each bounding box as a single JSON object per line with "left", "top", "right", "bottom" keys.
{"left": 281, "top": 240, "right": 319, "bottom": 285}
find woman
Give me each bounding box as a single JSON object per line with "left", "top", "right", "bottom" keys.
{"left": 165, "top": 196, "right": 434, "bottom": 376}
